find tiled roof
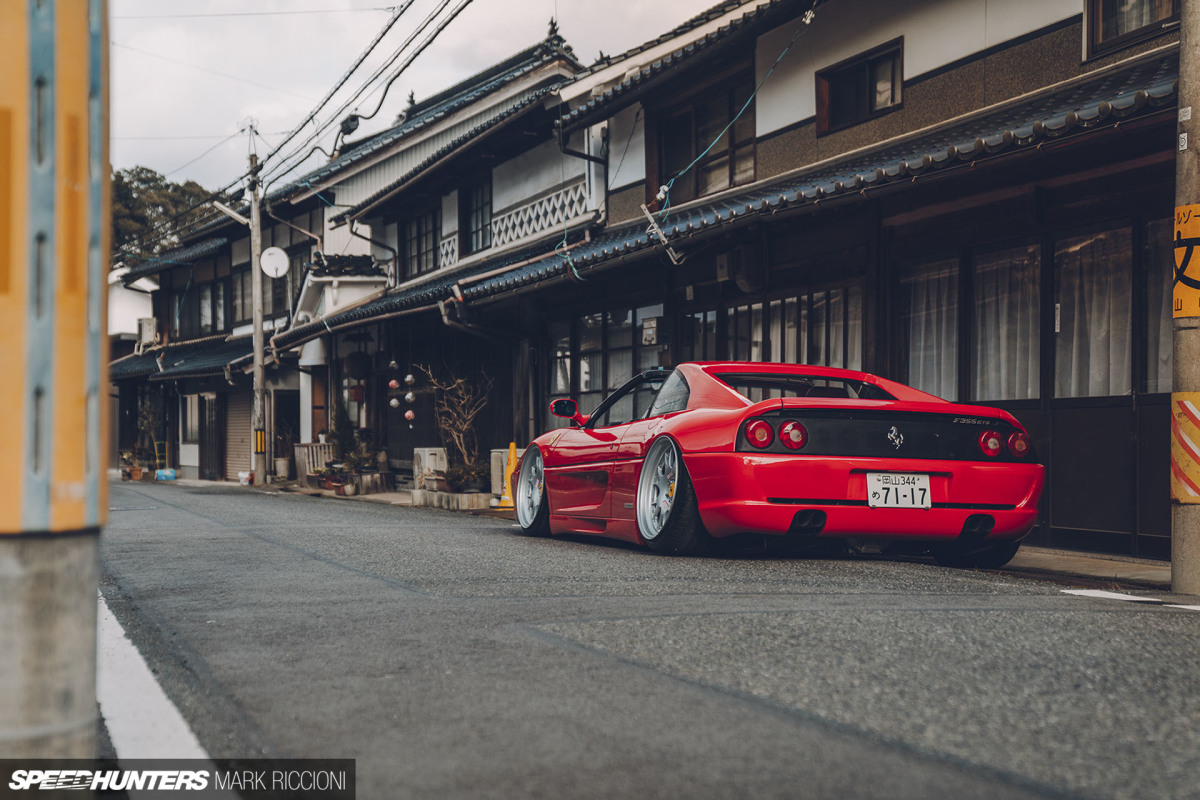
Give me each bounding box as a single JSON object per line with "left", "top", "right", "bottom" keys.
{"left": 474, "top": 50, "right": 1180, "bottom": 296}
{"left": 269, "top": 227, "right": 591, "bottom": 352}
{"left": 109, "top": 335, "right": 254, "bottom": 381}
{"left": 268, "top": 48, "right": 1176, "bottom": 350}
{"left": 138, "top": 37, "right": 583, "bottom": 280}
{"left": 120, "top": 237, "right": 228, "bottom": 285}
{"left": 330, "top": 86, "right": 559, "bottom": 224}
{"left": 572, "top": 0, "right": 764, "bottom": 80}
{"left": 271, "top": 37, "right": 580, "bottom": 204}
{"left": 556, "top": 0, "right": 801, "bottom": 133}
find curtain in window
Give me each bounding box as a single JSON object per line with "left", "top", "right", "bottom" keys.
{"left": 898, "top": 258, "right": 959, "bottom": 399}
{"left": 1144, "top": 218, "right": 1173, "bottom": 393}
{"left": 846, "top": 284, "right": 863, "bottom": 371}
{"left": 1101, "top": 0, "right": 1174, "bottom": 39}
{"left": 1054, "top": 228, "right": 1132, "bottom": 397}
{"left": 974, "top": 244, "right": 1040, "bottom": 401}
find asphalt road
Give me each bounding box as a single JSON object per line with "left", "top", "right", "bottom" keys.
{"left": 101, "top": 481, "right": 1200, "bottom": 800}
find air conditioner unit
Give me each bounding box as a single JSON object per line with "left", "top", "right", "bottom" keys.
{"left": 137, "top": 317, "right": 158, "bottom": 346}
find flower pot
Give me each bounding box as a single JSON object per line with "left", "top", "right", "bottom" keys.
{"left": 274, "top": 457, "right": 291, "bottom": 480}
{"left": 129, "top": 466, "right": 143, "bottom": 481}
{"left": 341, "top": 482, "right": 357, "bottom": 497}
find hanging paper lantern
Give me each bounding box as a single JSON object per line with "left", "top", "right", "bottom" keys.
{"left": 388, "top": 379, "right": 400, "bottom": 390}
{"left": 404, "top": 391, "right": 415, "bottom": 403}
{"left": 404, "top": 373, "right": 415, "bottom": 386}
{"left": 404, "top": 410, "right": 415, "bottom": 421}
{"left": 388, "top": 359, "right": 399, "bottom": 371}
{"left": 389, "top": 398, "right": 400, "bottom": 409}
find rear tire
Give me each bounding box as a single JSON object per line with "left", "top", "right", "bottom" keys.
{"left": 515, "top": 446, "right": 550, "bottom": 537}
{"left": 636, "top": 438, "right": 707, "bottom": 556}
{"left": 934, "top": 539, "right": 1021, "bottom": 569}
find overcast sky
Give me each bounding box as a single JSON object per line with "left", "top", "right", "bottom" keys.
{"left": 111, "top": 0, "right": 717, "bottom": 191}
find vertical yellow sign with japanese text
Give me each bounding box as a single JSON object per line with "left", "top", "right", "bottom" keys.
{"left": 1174, "top": 204, "right": 1200, "bottom": 318}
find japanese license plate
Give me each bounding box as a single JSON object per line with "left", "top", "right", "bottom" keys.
{"left": 866, "top": 472, "right": 931, "bottom": 509}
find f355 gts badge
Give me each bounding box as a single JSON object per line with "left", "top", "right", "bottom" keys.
{"left": 887, "top": 425, "right": 904, "bottom": 450}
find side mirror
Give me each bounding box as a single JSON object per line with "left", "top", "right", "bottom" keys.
{"left": 550, "top": 398, "right": 587, "bottom": 427}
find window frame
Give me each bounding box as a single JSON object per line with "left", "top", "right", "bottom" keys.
{"left": 1086, "top": 0, "right": 1179, "bottom": 59}
{"left": 815, "top": 38, "right": 903, "bottom": 136}
{"left": 654, "top": 71, "right": 756, "bottom": 205}
{"left": 404, "top": 205, "right": 441, "bottom": 278}
{"left": 460, "top": 176, "right": 492, "bottom": 257}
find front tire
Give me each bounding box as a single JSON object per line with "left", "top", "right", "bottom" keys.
{"left": 515, "top": 446, "right": 550, "bottom": 537}
{"left": 635, "top": 437, "right": 706, "bottom": 555}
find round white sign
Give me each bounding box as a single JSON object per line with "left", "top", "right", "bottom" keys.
{"left": 261, "top": 246, "right": 289, "bottom": 278}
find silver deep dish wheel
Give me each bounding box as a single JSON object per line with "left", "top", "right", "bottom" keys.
{"left": 637, "top": 438, "right": 680, "bottom": 540}
{"left": 515, "top": 446, "right": 547, "bottom": 533}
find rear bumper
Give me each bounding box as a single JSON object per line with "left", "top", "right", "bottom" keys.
{"left": 685, "top": 452, "right": 1043, "bottom": 541}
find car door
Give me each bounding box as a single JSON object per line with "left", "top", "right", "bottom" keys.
{"left": 611, "top": 370, "right": 691, "bottom": 521}
{"left": 544, "top": 370, "right": 671, "bottom": 522}
{"left": 544, "top": 425, "right": 620, "bottom": 518}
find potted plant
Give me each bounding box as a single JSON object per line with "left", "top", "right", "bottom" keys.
{"left": 445, "top": 463, "right": 491, "bottom": 493}
{"left": 120, "top": 451, "right": 138, "bottom": 481}
{"left": 418, "top": 365, "right": 493, "bottom": 493}
{"left": 274, "top": 424, "right": 295, "bottom": 480}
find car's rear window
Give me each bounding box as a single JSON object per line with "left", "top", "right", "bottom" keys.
{"left": 713, "top": 372, "right": 895, "bottom": 402}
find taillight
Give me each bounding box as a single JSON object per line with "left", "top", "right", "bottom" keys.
{"left": 1008, "top": 431, "right": 1031, "bottom": 458}
{"left": 746, "top": 419, "right": 774, "bottom": 448}
{"left": 779, "top": 420, "right": 808, "bottom": 450}
{"left": 979, "top": 430, "right": 1003, "bottom": 458}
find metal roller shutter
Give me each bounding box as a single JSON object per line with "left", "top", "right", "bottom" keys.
{"left": 225, "top": 391, "right": 252, "bottom": 482}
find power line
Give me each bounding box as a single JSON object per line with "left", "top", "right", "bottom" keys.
{"left": 255, "top": 0, "right": 416, "bottom": 186}
{"left": 112, "top": 42, "right": 316, "bottom": 101}
{"left": 260, "top": 0, "right": 462, "bottom": 188}
{"left": 113, "top": 7, "right": 400, "bottom": 19}
{"left": 262, "top": 0, "right": 476, "bottom": 190}
{"left": 113, "top": 133, "right": 290, "bottom": 140}
{"left": 165, "top": 129, "right": 245, "bottom": 177}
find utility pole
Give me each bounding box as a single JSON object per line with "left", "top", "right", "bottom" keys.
{"left": 1172, "top": 0, "right": 1200, "bottom": 594}
{"left": 249, "top": 151, "right": 267, "bottom": 485}
{"left": 1, "top": 2, "right": 108, "bottom": 757}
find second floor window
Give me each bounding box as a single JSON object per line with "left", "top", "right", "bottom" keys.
{"left": 659, "top": 77, "right": 755, "bottom": 205}
{"left": 1088, "top": 0, "right": 1178, "bottom": 56}
{"left": 817, "top": 39, "right": 902, "bottom": 135}
{"left": 461, "top": 177, "right": 492, "bottom": 256}
{"left": 405, "top": 206, "right": 440, "bottom": 277}
{"left": 171, "top": 278, "right": 229, "bottom": 339}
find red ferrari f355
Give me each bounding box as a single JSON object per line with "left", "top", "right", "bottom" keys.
{"left": 514, "top": 362, "right": 1043, "bottom": 567}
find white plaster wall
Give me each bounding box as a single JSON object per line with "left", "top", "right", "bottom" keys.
{"left": 442, "top": 190, "right": 459, "bottom": 235}
{"left": 323, "top": 280, "right": 382, "bottom": 312}
{"left": 754, "top": 0, "right": 1080, "bottom": 136}
{"left": 323, "top": 218, "right": 370, "bottom": 257}
{"left": 492, "top": 138, "right": 585, "bottom": 212}
{"left": 107, "top": 283, "right": 152, "bottom": 335}
{"left": 299, "top": 338, "right": 326, "bottom": 367}
{"left": 606, "top": 104, "right": 645, "bottom": 191}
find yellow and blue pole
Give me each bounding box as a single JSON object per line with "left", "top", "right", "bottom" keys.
{"left": 0, "top": 0, "right": 109, "bottom": 757}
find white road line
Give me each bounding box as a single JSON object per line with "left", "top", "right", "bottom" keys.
{"left": 97, "top": 593, "right": 209, "bottom": 759}
{"left": 1060, "top": 589, "right": 1163, "bottom": 603}
{"left": 1166, "top": 604, "right": 1200, "bottom": 611}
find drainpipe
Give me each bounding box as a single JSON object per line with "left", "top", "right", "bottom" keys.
{"left": 264, "top": 205, "right": 323, "bottom": 252}
{"left": 349, "top": 220, "right": 400, "bottom": 287}
{"left": 556, "top": 124, "right": 608, "bottom": 225}
{"left": 438, "top": 298, "right": 514, "bottom": 342}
